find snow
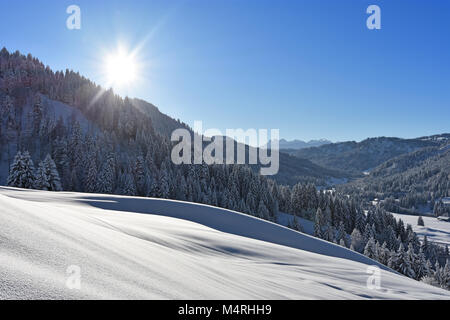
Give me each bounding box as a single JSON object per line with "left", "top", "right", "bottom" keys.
{"left": 40, "top": 95, "right": 92, "bottom": 132}
{"left": 277, "top": 212, "right": 314, "bottom": 235}
{"left": 1, "top": 186, "right": 449, "bottom": 299}
{"left": 391, "top": 212, "right": 450, "bottom": 247}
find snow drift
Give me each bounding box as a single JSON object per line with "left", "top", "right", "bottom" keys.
{"left": 0, "top": 186, "right": 449, "bottom": 299}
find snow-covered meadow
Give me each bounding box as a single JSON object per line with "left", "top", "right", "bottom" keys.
{"left": 391, "top": 213, "right": 450, "bottom": 246}
{"left": 1, "top": 186, "right": 449, "bottom": 300}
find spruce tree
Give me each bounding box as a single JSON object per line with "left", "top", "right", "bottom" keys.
{"left": 97, "top": 155, "right": 115, "bottom": 194}
{"left": 34, "top": 161, "right": 50, "bottom": 190}
{"left": 350, "top": 228, "right": 365, "bottom": 253}
{"left": 364, "top": 237, "right": 377, "bottom": 260}
{"left": 314, "top": 208, "right": 323, "bottom": 238}
{"left": 396, "top": 243, "right": 415, "bottom": 278}
{"left": 415, "top": 247, "right": 428, "bottom": 280}
{"left": 7, "top": 151, "right": 36, "bottom": 189}
{"left": 336, "top": 221, "right": 346, "bottom": 245}
{"left": 85, "top": 154, "right": 98, "bottom": 193}
{"left": 42, "top": 154, "right": 62, "bottom": 191}
{"left": 378, "top": 242, "right": 389, "bottom": 265}
{"left": 417, "top": 216, "right": 425, "bottom": 226}
{"left": 121, "top": 172, "right": 137, "bottom": 196}
{"left": 257, "top": 200, "right": 269, "bottom": 220}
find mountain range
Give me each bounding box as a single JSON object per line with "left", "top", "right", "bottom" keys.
{"left": 267, "top": 138, "right": 332, "bottom": 150}
{"left": 288, "top": 135, "right": 450, "bottom": 175}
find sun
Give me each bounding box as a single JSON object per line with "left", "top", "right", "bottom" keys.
{"left": 104, "top": 48, "right": 137, "bottom": 87}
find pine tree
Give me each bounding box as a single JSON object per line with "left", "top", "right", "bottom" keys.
{"left": 34, "top": 161, "right": 49, "bottom": 190}
{"left": 404, "top": 243, "right": 417, "bottom": 279}
{"left": 425, "top": 260, "right": 433, "bottom": 277}
{"left": 378, "top": 242, "right": 389, "bottom": 265}
{"left": 148, "top": 178, "right": 160, "bottom": 198}
{"left": 40, "top": 154, "right": 62, "bottom": 191}
{"left": 336, "top": 221, "right": 346, "bottom": 245}
{"left": 387, "top": 249, "right": 398, "bottom": 270}
{"left": 394, "top": 243, "right": 415, "bottom": 278}
{"left": 85, "top": 153, "right": 98, "bottom": 193}
{"left": 364, "top": 237, "right": 377, "bottom": 260}
{"left": 246, "top": 192, "right": 256, "bottom": 213}
{"left": 68, "top": 121, "right": 84, "bottom": 184}
{"left": 443, "top": 260, "right": 450, "bottom": 289}
{"left": 421, "top": 235, "right": 429, "bottom": 255}
{"left": 355, "top": 210, "right": 366, "bottom": 232}
{"left": 314, "top": 208, "right": 323, "bottom": 238}
{"left": 158, "top": 169, "right": 170, "bottom": 199}
{"left": 31, "top": 94, "right": 43, "bottom": 135}
{"left": 134, "top": 155, "right": 147, "bottom": 196}
{"left": 121, "top": 172, "right": 137, "bottom": 196}
{"left": 97, "top": 155, "right": 115, "bottom": 194}
{"left": 417, "top": 216, "right": 425, "bottom": 226}
{"left": 1, "top": 94, "right": 13, "bottom": 119}
{"left": 434, "top": 261, "right": 444, "bottom": 287}
{"left": 257, "top": 200, "right": 269, "bottom": 220}
{"left": 415, "top": 247, "right": 428, "bottom": 280}
{"left": 350, "top": 228, "right": 365, "bottom": 253}
{"left": 322, "top": 207, "right": 333, "bottom": 241}
{"left": 7, "top": 151, "right": 36, "bottom": 189}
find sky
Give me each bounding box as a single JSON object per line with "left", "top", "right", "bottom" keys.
{"left": 0, "top": 0, "right": 449, "bottom": 142}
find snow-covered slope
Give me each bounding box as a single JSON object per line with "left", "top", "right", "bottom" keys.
{"left": 1, "top": 187, "right": 449, "bottom": 300}
{"left": 391, "top": 213, "right": 450, "bottom": 246}
{"left": 277, "top": 212, "right": 314, "bottom": 235}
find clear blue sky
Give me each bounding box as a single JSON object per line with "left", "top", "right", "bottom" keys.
{"left": 1, "top": 0, "right": 449, "bottom": 142}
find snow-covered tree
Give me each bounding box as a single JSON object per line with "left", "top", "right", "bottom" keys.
{"left": 34, "top": 154, "right": 62, "bottom": 191}
{"left": 121, "top": 172, "right": 137, "bottom": 196}
{"left": 34, "top": 161, "right": 49, "bottom": 190}
{"left": 336, "top": 221, "right": 346, "bottom": 245}
{"left": 364, "top": 237, "right": 377, "bottom": 260}
{"left": 7, "top": 151, "right": 36, "bottom": 189}
{"left": 314, "top": 208, "right": 323, "bottom": 238}
{"left": 414, "top": 247, "right": 428, "bottom": 280}
{"left": 31, "top": 94, "right": 43, "bottom": 135}
{"left": 97, "top": 155, "right": 115, "bottom": 194}
{"left": 350, "top": 228, "right": 365, "bottom": 253}
{"left": 404, "top": 243, "right": 417, "bottom": 279}
{"left": 377, "top": 242, "right": 389, "bottom": 265}
{"left": 134, "top": 155, "right": 147, "bottom": 196}
{"left": 257, "top": 200, "right": 270, "bottom": 219}
{"left": 84, "top": 153, "right": 98, "bottom": 193}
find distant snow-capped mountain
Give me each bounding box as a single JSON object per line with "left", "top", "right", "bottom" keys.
{"left": 267, "top": 138, "right": 332, "bottom": 150}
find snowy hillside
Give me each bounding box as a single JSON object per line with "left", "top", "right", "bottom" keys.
{"left": 391, "top": 213, "right": 450, "bottom": 247}
{"left": 1, "top": 186, "right": 449, "bottom": 299}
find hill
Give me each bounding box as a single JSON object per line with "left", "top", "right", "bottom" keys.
{"left": 339, "top": 145, "right": 450, "bottom": 215}
{"left": 291, "top": 136, "right": 449, "bottom": 174}
{"left": 1, "top": 186, "right": 449, "bottom": 299}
